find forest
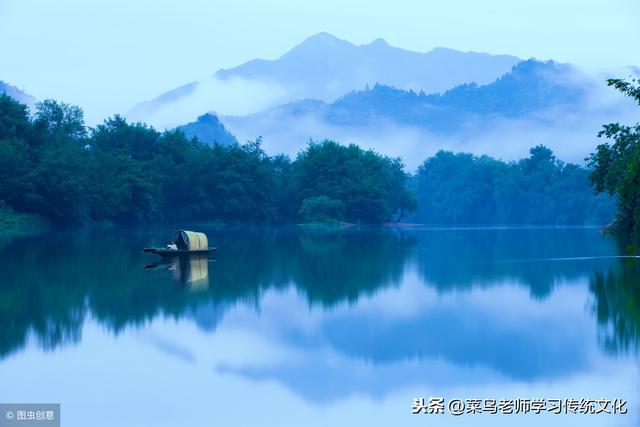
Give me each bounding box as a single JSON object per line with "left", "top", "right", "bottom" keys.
{"left": 0, "top": 92, "right": 628, "bottom": 229}
{"left": 413, "top": 147, "right": 614, "bottom": 225}
{"left": 0, "top": 94, "right": 413, "bottom": 226}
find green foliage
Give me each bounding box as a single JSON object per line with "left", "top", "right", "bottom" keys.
{"left": 415, "top": 146, "right": 615, "bottom": 225}
{"left": 606, "top": 77, "right": 640, "bottom": 105}
{"left": 0, "top": 94, "right": 30, "bottom": 140}
{"left": 0, "top": 93, "right": 617, "bottom": 228}
{"left": 0, "top": 97, "right": 416, "bottom": 226}
{"left": 299, "top": 195, "right": 345, "bottom": 223}
{"left": 32, "top": 99, "right": 87, "bottom": 144}
{"left": 588, "top": 78, "right": 640, "bottom": 239}
{"left": 293, "top": 140, "right": 416, "bottom": 224}
{"left": 0, "top": 228, "right": 415, "bottom": 357}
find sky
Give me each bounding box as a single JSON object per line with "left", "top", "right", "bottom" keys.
{"left": 1, "top": 0, "right": 639, "bottom": 124}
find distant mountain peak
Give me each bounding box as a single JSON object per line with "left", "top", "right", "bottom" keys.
{"left": 215, "top": 33, "right": 520, "bottom": 95}
{"left": 197, "top": 112, "right": 221, "bottom": 123}
{"left": 430, "top": 46, "right": 455, "bottom": 52}
{"left": 129, "top": 34, "right": 522, "bottom": 128}
{"left": 286, "top": 32, "right": 353, "bottom": 56}
{"left": 222, "top": 57, "right": 589, "bottom": 139}
{"left": 514, "top": 58, "right": 558, "bottom": 68}
{"left": 369, "top": 38, "right": 389, "bottom": 47}
{"left": 507, "top": 58, "right": 572, "bottom": 78}
{"left": 176, "top": 112, "right": 237, "bottom": 146}
{"left": 304, "top": 32, "right": 344, "bottom": 44}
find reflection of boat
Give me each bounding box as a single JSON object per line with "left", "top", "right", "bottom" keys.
{"left": 145, "top": 254, "right": 213, "bottom": 291}
{"left": 144, "top": 230, "right": 218, "bottom": 257}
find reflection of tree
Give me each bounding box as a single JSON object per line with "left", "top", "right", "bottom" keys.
{"left": 0, "top": 228, "right": 416, "bottom": 358}
{"left": 290, "top": 230, "right": 415, "bottom": 305}
{"left": 590, "top": 254, "right": 640, "bottom": 354}
{"left": 416, "top": 228, "right": 617, "bottom": 299}
{"left": 0, "top": 227, "right": 625, "bottom": 360}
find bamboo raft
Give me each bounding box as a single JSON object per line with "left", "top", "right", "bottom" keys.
{"left": 144, "top": 230, "right": 218, "bottom": 257}
{"left": 143, "top": 247, "right": 218, "bottom": 256}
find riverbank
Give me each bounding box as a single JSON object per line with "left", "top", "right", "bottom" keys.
{"left": 0, "top": 202, "right": 49, "bottom": 235}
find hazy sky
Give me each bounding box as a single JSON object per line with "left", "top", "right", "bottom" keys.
{"left": 1, "top": 0, "right": 638, "bottom": 123}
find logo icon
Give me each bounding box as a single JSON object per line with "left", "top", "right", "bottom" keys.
{"left": 5, "top": 410, "right": 14, "bottom": 420}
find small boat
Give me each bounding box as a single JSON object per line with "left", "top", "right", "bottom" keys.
{"left": 144, "top": 230, "right": 218, "bottom": 257}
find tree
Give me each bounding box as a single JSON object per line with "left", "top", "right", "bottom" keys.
{"left": 587, "top": 78, "right": 640, "bottom": 240}
{"left": 0, "top": 95, "right": 35, "bottom": 210}
{"left": 31, "top": 99, "right": 87, "bottom": 145}
{"left": 415, "top": 147, "right": 614, "bottom": 225}
{"left": 292, "top": 140, "right": 416, "bottom": 224}
{"left": 0, "top": 93, "right": 31, "bottom": 141}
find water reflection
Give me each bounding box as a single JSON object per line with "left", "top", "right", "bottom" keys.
{"left": 216, "top": 283, "right": 599, "bottom": 402}
{"left": 413, "top": 227, "right": 618, "bottom": 298}
{"left": 590, "top": 256, "right": 640, "bottom": 354}
{"left": 145, "top": 255, "right": 213, "bottom": 291}
{"left": 0, "top": 228, "right": 416, "bottom": 358}
{"left": 0, "top": 226, "right": 638, "bottom": 391}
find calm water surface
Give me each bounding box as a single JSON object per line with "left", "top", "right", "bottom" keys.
{"left": 0, "top": 227, "right": 638, "bottom": 426}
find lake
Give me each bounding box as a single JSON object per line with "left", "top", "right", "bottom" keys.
{"left": 0, "top": 226, "right": 638, "bottom": 426}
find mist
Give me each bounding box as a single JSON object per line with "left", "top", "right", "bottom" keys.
{"left": 121, "top": 58, "right": 639, "bottom": 171}
{"left": 221, "top": 94, "right": 638, "bottom": 171}
{"left": 125, "top": 76, "right": 293, "bottom": 130}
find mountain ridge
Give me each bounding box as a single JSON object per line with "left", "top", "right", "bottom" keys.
{"left": 217, "top": 32, "right": 522, "bottom": 96}
{"left": 223, "top": 59, "right": 584, "bottom": 133}
{"left": 0, "top": 81, "right": 37, "bottom": 107}
{"left": 127, "top": 32, "right": 521, "bottom": 125}
{"left": 213, "top": 57, "right": 631, "bottom": 168}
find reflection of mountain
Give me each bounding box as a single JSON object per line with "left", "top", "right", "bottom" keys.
{"left": 0, "top": 226, "right": 632, "bottom": 379}
{"left": 220, "top": 285, "right": 595, "bottom": 402}
{"left": 321, "top": 287, "right": 589, "bottom": 379}
{"left": 213, "top": 229, "right": 625, "bottom": 401}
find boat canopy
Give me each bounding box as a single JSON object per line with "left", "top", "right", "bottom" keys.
{"left": 172, "top": 230, "right": 208, "bottom": 251}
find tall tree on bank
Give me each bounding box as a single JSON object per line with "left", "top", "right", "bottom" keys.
{"left": 587, "top": 78, "right": 640, "bottom": 240}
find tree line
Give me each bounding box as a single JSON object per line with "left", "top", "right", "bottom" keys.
{"left": 412, "top": 146, "right": 615, "bottom": 225}
{"left": 0, "top": 93, "right": 622, "bottom": 228}
{"left": 0, "top": 94, "right": 414, "bottom": 226}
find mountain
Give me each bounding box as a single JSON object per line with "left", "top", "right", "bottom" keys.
{"left": 176, "top": 113, "right": 238, "bottom": 146}
{"left": 0, "top": 81, "right": 36, "bottom": 107}
{"left": 218, "top": 59, "right": 636, "bottom": 168}
{"left": 128, "top": 82, "right": 198, "bottom": 127}
{"left": 224, "top": 60, "right": 585, "bottom": 134}
{"left": 215, "top": 32, "right": 521, "bottom": 98}
{"left": 127, "top": 33, "right": 520, "bottom": 127}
